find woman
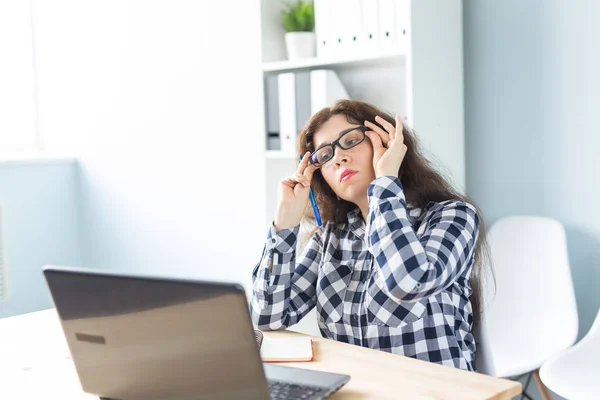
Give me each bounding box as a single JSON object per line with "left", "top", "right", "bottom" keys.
{"left": 251, "top": 100, "right": 491, "bottom": 371}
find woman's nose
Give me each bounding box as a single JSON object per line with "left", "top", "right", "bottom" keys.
{"left": 333, "top": 147, "right": 350, "bottom": 165}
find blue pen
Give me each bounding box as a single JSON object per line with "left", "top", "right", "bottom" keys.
{"left": 300, "top": 155, "right": 322, "bottom": 227}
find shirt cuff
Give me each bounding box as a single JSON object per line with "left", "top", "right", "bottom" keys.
{"left": 266, "top": 222, "right": 300, "bottom": 253}
{"left": 367, "top": 176, "right": 407, "bottom": 204}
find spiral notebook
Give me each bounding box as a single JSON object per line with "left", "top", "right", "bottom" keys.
{"left": 254, "top": 330, "right": 313, "bottom": 362}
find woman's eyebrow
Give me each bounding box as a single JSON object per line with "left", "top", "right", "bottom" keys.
{"left": 315, "top": 126, "right": 357, "bottom": 149}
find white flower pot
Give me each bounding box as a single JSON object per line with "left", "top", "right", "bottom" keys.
{"left": 285, "top": 32, "right": 316, "bottom": 60}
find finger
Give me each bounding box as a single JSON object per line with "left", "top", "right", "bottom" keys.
{"left": 281, "top": 177, "right": 297, "bottom": 189}
{"left": 293, "top": 173, "right": 310, "bottom": 187}
{"left": 364, "top": 120, "right": 390, "bottom": 146}
{"left": 375, "top": 115, "right": 397, "bottom": 139}
{"left": 365, "top": 131, "right": 385, "bottom": 152}
{"left": 394, "top": 115, "right": 404, "bottom": 142}
{"left": 387, "top": 138, "right": 407, "bottom": 159}
{"left": 282, "top": 174, "right": 308, "bottom": 189}
{"left": 296, "top": 152, "right": 311, "bottom": 174}
{"left": 303, "top": 163, "right": 318, "bottom": 181}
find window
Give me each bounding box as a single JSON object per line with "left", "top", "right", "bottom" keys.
{"left": 0, "top": 0, "right": 39, "bottom": 154}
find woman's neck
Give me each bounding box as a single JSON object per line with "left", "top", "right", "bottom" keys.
{"left": 356, "top": 196, "right": 369, "bottom": 222}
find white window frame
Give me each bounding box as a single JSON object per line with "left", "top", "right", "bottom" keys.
{"left": 0, "top": 0, "right": 41, "bottom": 155}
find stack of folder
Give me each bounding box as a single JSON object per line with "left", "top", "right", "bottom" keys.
{"left": 314, "top": 0, "right": 410, "bottom": 57}
{"left": 265, "top": 69, "right": 350, "bottom": 154}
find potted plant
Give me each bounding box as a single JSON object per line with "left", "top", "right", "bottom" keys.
{"left": 281, "top": 1, "right": 315, "bottom": 60}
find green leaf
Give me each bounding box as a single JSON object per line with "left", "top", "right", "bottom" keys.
{"left": 281, "top": 1, "right": 315, "bottom": 32}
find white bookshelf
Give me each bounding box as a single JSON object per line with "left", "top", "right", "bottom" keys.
{"left": 258, "top": 0, "right": 465, "bottom": 337}
{"left": 265, "top": 150, "right": 297, "bottom": 159}
{"left": 262, "top": 52, "right": 406, "bottom": 74}
{"left": 260, "top": 0, "right": 465, "bottom": 224}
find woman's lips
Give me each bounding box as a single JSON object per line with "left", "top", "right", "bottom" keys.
{"left": 341, "top": 171, "right": 358, "bottom": 182}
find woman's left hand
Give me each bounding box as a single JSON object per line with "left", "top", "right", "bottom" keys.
{"left": 364, "top": 115, "right": 407, "bottom": 178}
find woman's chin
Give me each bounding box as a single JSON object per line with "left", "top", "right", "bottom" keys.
{"left": 340, "top": 186, "right": 366, "bottom": 204}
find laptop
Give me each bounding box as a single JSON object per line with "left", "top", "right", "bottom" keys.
{"left": 42, "top": 265, "right": 349, "bottom": 400}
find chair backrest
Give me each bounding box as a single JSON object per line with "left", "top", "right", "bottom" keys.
{"left": 578, "top": 307, "right": 600, "bottom": 348}
{"left": 475, "top": 216, "right": 579, "bottom": 377}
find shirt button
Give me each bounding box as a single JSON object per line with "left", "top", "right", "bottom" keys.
{"left": 415, "top": 282, "right": 422, "bottom": 289}
{"left": 351, "top": 315, "right": 358, "bottom": 321}
{"left": 271, "top": 238, "right": 277, "bottom": 244}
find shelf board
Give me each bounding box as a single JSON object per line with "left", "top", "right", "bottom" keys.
{"left": 262, "top": 51, "right": 406, "bottom": 73}
{"left": 265, "top": 150, "right": 297, "bottom": 159}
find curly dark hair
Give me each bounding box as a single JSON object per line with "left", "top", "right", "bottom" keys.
{"left": 297, "top": 99, "right": 493, "bottom": 326}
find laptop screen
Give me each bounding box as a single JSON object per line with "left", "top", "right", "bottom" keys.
{"left": 44, "top": 267, "right": 270, "bottom": 400}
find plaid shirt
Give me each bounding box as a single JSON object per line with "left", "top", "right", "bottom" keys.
{"left": 251, "top": 176, "right": 480, "bottom": 371}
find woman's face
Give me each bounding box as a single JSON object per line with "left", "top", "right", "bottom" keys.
{"left": 312, "top": 114, "right": 376, "bottom": 204}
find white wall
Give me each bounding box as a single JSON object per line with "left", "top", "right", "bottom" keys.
{"left": 464, "top": 0, "right": 600, "bottom": 342}
{"left": 0, "top": 0, "right": 38, "bottom": 152}
{"left": 409, "top": 0, "right": 465, "bottom": 191}
{"left": 32, "top": 0, "right": 267, "bottom": 292}
{"left": 0, "top": 161, "right": 82, "bottom": 318}
{"left": 465, "top": 3, "right": 600, "bottom": 398}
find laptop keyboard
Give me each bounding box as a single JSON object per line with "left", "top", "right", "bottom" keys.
{"left": 268, "top": 380, "right": 328, "bottom": 400}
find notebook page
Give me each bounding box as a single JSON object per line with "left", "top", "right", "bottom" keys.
{"left": 260, "top": 336, "right": 313, "bottom": 362}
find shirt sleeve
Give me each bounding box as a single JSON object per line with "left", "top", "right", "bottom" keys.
{"left": 250, "top": 222, "right": 323, "bottom": 330}
{"left": 365, "top": 176, "right": 479, "bottom": 302}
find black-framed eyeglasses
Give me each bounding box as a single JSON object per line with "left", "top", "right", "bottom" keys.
{"left": 309, "top": 125, "right": 367, "bottom": 167}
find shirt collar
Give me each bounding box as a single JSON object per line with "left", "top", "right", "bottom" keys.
{"left": 347, "top": 208, "right": 365, "bottom": 239}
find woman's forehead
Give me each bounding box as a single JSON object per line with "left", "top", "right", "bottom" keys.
{"left": 313, "top": 115, "right": 355, "bottom": 148}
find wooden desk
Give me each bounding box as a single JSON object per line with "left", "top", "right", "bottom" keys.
{"left": 0, "top": 309, "right": 521, "bottom": 399}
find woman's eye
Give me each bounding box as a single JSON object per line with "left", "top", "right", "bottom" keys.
{"left": 345, "top": 139, "right": 357, "bottom": 146}
{"left": 319, "top": 151, "right": 333, "bottom": 162}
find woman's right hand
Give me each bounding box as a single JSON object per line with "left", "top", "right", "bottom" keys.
{"left": 274, "top": 152, "right": 318, "bottom": 232}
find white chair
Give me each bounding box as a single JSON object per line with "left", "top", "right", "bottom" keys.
{"left": 475, "top": 216, "right": 579, "bottom": 400}
{"left": 540, "top": 307, "right": 600, "bottom": 400}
